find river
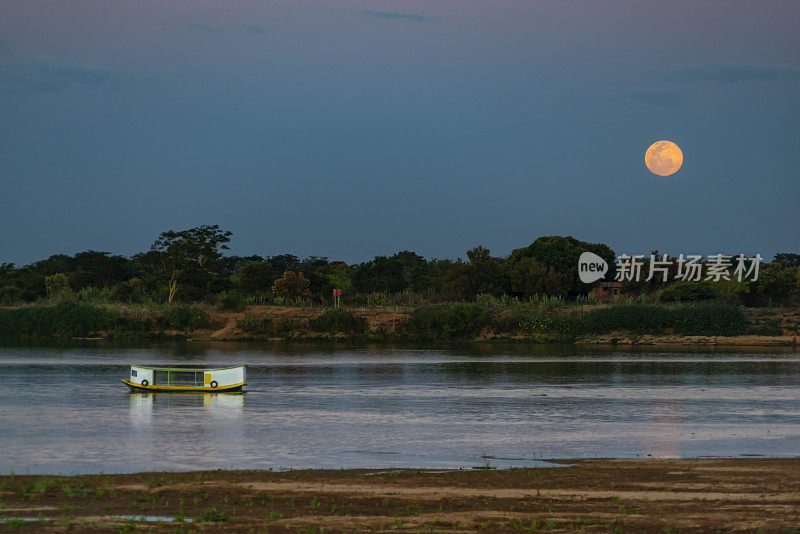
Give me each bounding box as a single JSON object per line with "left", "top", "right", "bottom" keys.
{"left": 1, "top": 342, "right": 798, "bottom": 474}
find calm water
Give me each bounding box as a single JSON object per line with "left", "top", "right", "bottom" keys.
{"left": 1, "top": 342, "right": 799, "bottom": 474}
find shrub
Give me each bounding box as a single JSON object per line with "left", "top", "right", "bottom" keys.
{"left": 0, "top": 285, "right": 23, "bottom": 305}
{"left": 109, "top": 278, "right": 145, "bottom": 303}
{"left": 215, "top": 290, "right": 245, "bottom": 312}
{"left": 197, "top": 507, "right": 228, "bottom": 523}
{"left": 406, "top": 303, "right": 487, "bottom": 340}
{"left": 44, "top": 273, "right": 72, "bottom": 299}
{"left": 749, "top": 319, "right": 782, "bottom": 336}
{"left": 657, "top": 280, "right": 718, "bottom": 302}
{"left": 0, "top": 302, "right": 119, "bottom": 338}
{"left": 309, "top": 308, "right": 365, "bottom": 333}
{"left": 582, "top": 305, "right": 674, "bottom": 333}
{"left": 77, "top": 287, "right": 110, "bottom": 302}
{"left": 516, "top": 310, "right": 581, "bottom": 340}
{"left": 237, "top": 313, "right": 273, "bottom": 334}
{"left": 272, "top": 271, "right": 311, "bottom": 299}
{"left": 161, "top": 306, "right": 208, "bottom": 330}
{"left": 672, "top": 303, "right": 747, "bottom": 336}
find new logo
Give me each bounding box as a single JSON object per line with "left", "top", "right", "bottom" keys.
{"left": 578, "top": 252, "right": 608, "bottom": 284}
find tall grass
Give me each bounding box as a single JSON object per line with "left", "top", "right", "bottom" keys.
{"left": 406, "top": 303, "right": 488, "bottom": 340}
{"left": 0, "top": 302, "right": 119, "bottom": 338}
{"left": 582, "top": 303, "right": 750, "bottom": 336}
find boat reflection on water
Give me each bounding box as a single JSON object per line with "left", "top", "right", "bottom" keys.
{"left": 203, "top": 392, "right": 245, "bottom": 409}
{"left": 129, "top": 392, "right": 244, "bottom": 414}
{"left": 125, "top": 392, "right": 247, "bottom": 471}
{"left": 128, "top": 393, "right": 245, "bottom": 431}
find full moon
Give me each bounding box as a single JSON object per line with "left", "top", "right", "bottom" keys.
{"left": 645, "top": 140, "right": 683, "bottom": 176}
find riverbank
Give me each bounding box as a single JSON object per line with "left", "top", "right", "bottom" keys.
{"left": 2, "top": 301, "right": 799, "bottom": 346}
{"left": 1, "top": 459, "right": 799, "bottom": 532}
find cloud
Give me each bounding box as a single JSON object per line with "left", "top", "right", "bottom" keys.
{"left": 650, "top": 62, "right": 800, "bottom": 83}
{"left": 619, "top": 89, "right": 687, "bottom": 108}
{"left": 0, "top": 56, "right": 122, "bottom": 94}
{"left": 188, "top": 23, "right": 215, "bottom": 33}
{"left": 242, "top": 25, "right": 271, "bottom": 35}
{"left": 360, "top": 10, "right": 440, "bottom": 23}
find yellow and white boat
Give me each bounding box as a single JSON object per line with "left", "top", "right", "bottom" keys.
{"left": 122, "top": 365, "right": 246, "bottom": 393}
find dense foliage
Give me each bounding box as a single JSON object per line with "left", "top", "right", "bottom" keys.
{"left": 406, "top": 303, "right": 488, "bottom": 340}
{"left": 308, "top": 308, "right": 365, "bottom": 333}
{"left": 0, "top": 302, "right": 119, "bottom": 338}
{"left": 583, "top": 303, "right": 750, "bottom": 336}
{"left": 0, "top": 226, "right": 798, "bottom": 308}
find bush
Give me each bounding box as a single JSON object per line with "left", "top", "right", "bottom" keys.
{"left": 406, "top": 303, "right": 488, "bottom": 340}
{"left": 582, "top": 305, "right": 675, "bottom": 333}
{"left": 0, "top": 285, "right": 23, "bottom": 305}
{"left": 308, "top": 308, "right": 365, "bottom": 333}
{"left": 215, "top": 290, "right": 245, "bottom": 312}
{"left": 0, "top": 302, "right": 120, "bottom": 338}
{"left": 76, "top": 287, "right": 110, "bottom": 302}
{"left": 749, "top": 319, "right": 782, "bottom": 336}
{"left": 516, "top": 310, "right": 581, "bottom": 340}
{"left": 109, "top": 278, "right": 145, "bottom": 303}
{"left": 44, "top": 273, "right": 72, "bottom": 299}
{"left": 657, "top": 281, "right": 718, "bottom": 302}
{"left": 237, "top": 313, "right": 273, "bottom": 334}
{"left": 161, "top": 306, "right": 208, "bottom": 330}
{"left": 197, "top": 507, "right": 228, "bottom": 523}
{"left": 581, "top": 303, "right": 749, "bottom": 337}
{"left": 672, "top": 303, "right": 747, "bottom": 336}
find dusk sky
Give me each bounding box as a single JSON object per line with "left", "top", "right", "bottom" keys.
{"left": 1, "top": 1, "right": 798, "bottom": 265}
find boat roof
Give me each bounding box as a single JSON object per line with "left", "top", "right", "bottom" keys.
{"left": 130, "top": 364, "right": 245, "bottom": 372}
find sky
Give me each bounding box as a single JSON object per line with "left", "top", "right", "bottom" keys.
{"left": 1, "top": 1, "right": 799, "bottom": 266}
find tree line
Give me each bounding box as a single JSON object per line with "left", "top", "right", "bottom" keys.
{"left": 0, "top": 225, "right": 797, "bottom": 307}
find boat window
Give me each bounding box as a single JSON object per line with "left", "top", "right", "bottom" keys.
{"left": 131, "top": 369, "right": 138, "bottom": 377}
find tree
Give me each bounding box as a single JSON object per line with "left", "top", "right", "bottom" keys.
{"left": 69, "top": 251, "right": 137, "bottom": 289}
{"left": 508, "top": 236, "right": 615, "bottom": 296}
{"left": 352, "top": 256, "right": 405, "bottom": 293}
{"left": 45, "top": 273, "right": 72, "bottom": 299}
{"left": 237, "top": 261, "right": 274, "bottom": 294}
{"left": 440, "top": 260, "right": 472, "bottom": 299}
{"left": 758, "top": 262, "right": 797, "bottom": 303}
{"left": 773, "top": 253, "right": 800, "bottom": 268}
{"left": 508, "top": 257, "right": 548, "bottom": 297}
{"left": 109, "top": 277, "right": 145, "bottom": 303}
{"left": 150, "top": 225, "right": 233, "bottom": 303}
{"left": 394, "top": 251, "right": 429, "bottom": 291}
{"left": 321, "top": 262, "right": 353, "bottom": 296}
{"left": 268, "top": 254, "right": 301, "bottom": 273}
{"left": 298, "top": 256, "right": 330, "bottom": 297}
{"left": 465, "top": 246, "right": 505, "bottom": 296}
{"left": 272, "top": 271, "right": 311, "bottom": 300}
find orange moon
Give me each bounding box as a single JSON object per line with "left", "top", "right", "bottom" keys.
{"left": 645, "top": 140, "right": 683, "bottom": 176}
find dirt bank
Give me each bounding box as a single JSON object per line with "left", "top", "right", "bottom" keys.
{"left": 2, "top": 458, "right": 800, "bottom": 532}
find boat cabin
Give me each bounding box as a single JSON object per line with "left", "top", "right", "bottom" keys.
{"left": 123, "top": 365, "right": 246, "bottom": 393}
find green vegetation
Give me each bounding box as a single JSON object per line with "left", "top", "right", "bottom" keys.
{"left": 160, "top": 306, "right": 208, "bottom": 330}
{"left": 406, "top": 303, "right": 488, "bottom": 340}
{"left": 0, "top": 302, "right": 119, "bottom": 338}
{"left": 583, "top": 303, "right": 750, "bottom": 336}
{"left": 308, "top": 308, "right": 364, "bottom": 333}
{"left": 1, "top": 226, "right": 798, "bottom": 341}
{"left": 197, "top": 506, "right": 229, "bottom": 522}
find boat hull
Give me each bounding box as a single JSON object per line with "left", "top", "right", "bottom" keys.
{"left": 121, "top": 379, "right": 245, "bottom": 393}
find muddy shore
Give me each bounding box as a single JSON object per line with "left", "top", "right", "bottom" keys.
{"left": 2, "top": 459, "right": 799, "bottom": 532}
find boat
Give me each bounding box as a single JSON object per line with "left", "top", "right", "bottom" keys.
{"left": 122, "top": 365, "right": 246, "bottom": 393}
